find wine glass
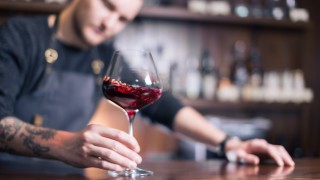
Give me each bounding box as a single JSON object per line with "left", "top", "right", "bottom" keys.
{"left": 102, "top": 49, "right": 162, "bottom": 177}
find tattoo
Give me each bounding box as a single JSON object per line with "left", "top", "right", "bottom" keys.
{"left": 25, "top": 126, "right": 56, "bottom": 140}
{"left": 0, "top": 117, "right": 57, "bottom": 156}
{"left": 20, "top": 133, "right": 50, "bottom": 155}
{"left": 0, "top": 118, "right": 23, "bottom": 153}
{"left": 0, "top": 118, "right": 22, "bottom": 142}
{"left": 20, "top": 124, "right": 57, "bottom": 155}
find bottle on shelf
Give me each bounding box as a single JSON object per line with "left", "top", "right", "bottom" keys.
{"left": 242, "top": 47, "right": 264, "bottom": 102}
{"left": 262, "top": 71, "right": 282, "bottom": 103}
{"left": 265, "top": 0, "right": 287, "bottom": 20}
{"left": 248, "top": 47, "right": 263, "bottom": 86}
{"left": 230, "top": 40, "right": 249, "bottom": 88}
{"left": 286, "top": 0, "right": 296, "bottom": 9}
{"left": 169, "top": 61, "right": 185, "bottom": 98}
{"left": 250, "top": 0, "right": 264, "bottom": 18}
{"left": 232, "top": 0, "right": 250, "bottom": 18}
{"left": 199, "top": 49, "right": 218, "bottom": 100}
{"left": 216, "top": 53, "right": 241, "bottom": 103}
{"left": 207, "top": 0, "right": 232, "bottom": 16}
{"left": 286, "top": 0, "right": 310, "bottom": 22}
{"left": 185, "top": 57, "right": 202, "bottom": 99}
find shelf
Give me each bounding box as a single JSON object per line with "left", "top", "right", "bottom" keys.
{"left": 181, "top": 98, "right": 304, "bottom": 112}
{"left": 139, "top": 7, "right": 312, "bottom": 30}
{"left": 0, "top": 2, "right": 312, "bottom": 30}
{"left": 0, "top": 1, "right": 65, "bottom": 14}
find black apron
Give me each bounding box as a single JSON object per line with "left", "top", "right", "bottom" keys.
{"left": 0, "top": 15, "right": 104, "bottom": 165}
{"left": 13, "top": 14, "right": 103, "bottom": 131}
{"left": 14, "top": 69, "right": 98, "bottom": 132}
{"left": 1, "top": 69, "right": 98, "bottom": 166}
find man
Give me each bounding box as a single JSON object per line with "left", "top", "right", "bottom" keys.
{"left": 0, "top": 0, "right": 294, "bottom": 172}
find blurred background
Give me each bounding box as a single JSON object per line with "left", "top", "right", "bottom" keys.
{"left": 0, "top": 0, "right": 319, "bottom": 161}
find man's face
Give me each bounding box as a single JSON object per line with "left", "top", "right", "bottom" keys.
{"left": 74, "top": 0, "right": 142, "bottom": 46}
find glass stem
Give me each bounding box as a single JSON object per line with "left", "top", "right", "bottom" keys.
{"left": 126, "top": 109, "right": 139, "bottom": 137}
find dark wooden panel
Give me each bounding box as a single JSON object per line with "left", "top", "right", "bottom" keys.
{"left": 206, "top": 25, "right": 251, "bottom": 71}
{"left": 257, "top": 30, "right": 304, "bottom": 71}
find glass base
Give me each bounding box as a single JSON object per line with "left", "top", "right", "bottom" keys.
{"left": 108, "top": 167, "right": 154, "bottom": 177}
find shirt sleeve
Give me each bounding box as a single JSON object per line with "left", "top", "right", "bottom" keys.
{"left": 0, "top": 18, "right": 29, "bottom": 120}
{"left": 140, "top": 91, "right": 184, "bottom": 130}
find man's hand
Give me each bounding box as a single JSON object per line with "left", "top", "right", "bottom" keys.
{"left": 225, "top": 138, "right": 295, "bottom": 166}
{"left": 57, "top": 124, "right": 142, "bottom": 171}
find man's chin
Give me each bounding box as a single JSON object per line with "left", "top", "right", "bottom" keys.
{"left": 85, "top": 38, "right": 104, "bottom": 47}
{"left": 84, "top": 33, "right": 107, "bottom": 46}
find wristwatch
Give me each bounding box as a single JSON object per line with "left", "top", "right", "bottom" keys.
{"left": 215, "top": 135, "right": 240, "bottom": 158}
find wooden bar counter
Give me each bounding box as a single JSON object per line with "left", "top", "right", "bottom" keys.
{"left": 0, "top": 158, "right": 320, "bottom": 179}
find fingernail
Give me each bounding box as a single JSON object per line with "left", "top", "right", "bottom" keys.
{"left": 290, "top": 161, "right": 295, "bottom": 166}
{"left": 254, "top": 158, "right": 259, "bottom": 165}
{"left": 278, "top": 161, "right": 284, "bottom": 166}
{"left": 129, "top": 162, "right": 137, "bottom": 169}
{"left": 116, "top": 165, "right": 124, "bottom": 171}
{"left": 135, "top": 146, "right": 140, "bottom": 152}
{"left": 135, "top": 156, "right": 142, "bottom": 164}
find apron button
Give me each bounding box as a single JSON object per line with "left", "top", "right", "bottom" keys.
{"left": 92, "top": 59, "right": 104, "bottom": 75}
{"left": 33, "top": 114, "right": 43, "bottom": 127}
{"left": 45, "top": 48, "right": 58, "bottom": 64}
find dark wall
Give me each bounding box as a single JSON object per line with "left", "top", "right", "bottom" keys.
{"left": 295, "top": 0, "right": 320, "bottom": 156}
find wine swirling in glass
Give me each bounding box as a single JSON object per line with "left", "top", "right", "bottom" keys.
{"left": 102, "top": 49, "right": 162, "bottom": 177}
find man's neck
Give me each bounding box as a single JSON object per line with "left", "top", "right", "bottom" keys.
{"left": 48, "top": 4, "right": 89, "bottom": 50}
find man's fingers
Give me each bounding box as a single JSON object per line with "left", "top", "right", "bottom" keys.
{"left": 88, "top": 145, "right": 138, "bottom": 169}
{"left": 277, "top": 146, "right": 295, "bottom": 166}
{"left": 266, "top": 145, "right": 285, "bottom": 166}
{"left": 243, "top": 153, "right": 260, "bottom": 165}
{"left": 101, "top": 128, "right": 140, "bottom": 152}
{"left": 79, "top": 124, "right": 142, "bottom": 170}
{"left": 245, "top": 139, "right": 293, "bottom": 166}
{"left": 86, "top": 124, "right": 140, "bottom": 152}
{"left": 266, "top": 145, "right": 295, "bottom": 166}
{"left": 91, "top": 137, "right": 142, "bottom": 164}
{"left": 229, "top": 139, "right": 294, "bottom": 167}
{"left": 87, "top": 156, "right": 124, "bottom": 171}
{"left": 235, "top": 150, "right": 259, "bottom": 165}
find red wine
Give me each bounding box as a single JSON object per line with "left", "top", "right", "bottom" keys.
{"left": 102, "top": 77, "right": 162, "bottom": 110}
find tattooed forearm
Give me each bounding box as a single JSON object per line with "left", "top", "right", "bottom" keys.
{"left": 20, "top": 125, "right": 56, "bottom": 155}
{"left": 25, "top": 126, "right": 56, "bottom": 140}
{"left": 0, "top": 117, "right": 23, "bottom": 152}
{"left": 0, "top": 117, "right": 23, "bottom": 142}
{"left": 20, "top": 133, "right": 50, "bottom": 155}
{"left": 0, "top": 117, "right": 57, "bottom": 157}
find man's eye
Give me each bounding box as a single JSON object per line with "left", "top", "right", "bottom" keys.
{"left": 102, "top": 0, "right": 115, "bottom": 11}
{"left": 119, "top": 16, "right": 129, "bottom": 23}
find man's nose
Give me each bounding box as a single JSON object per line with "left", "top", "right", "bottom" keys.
{"left": 104, "top": 12, "right": 120, "bottom": 29}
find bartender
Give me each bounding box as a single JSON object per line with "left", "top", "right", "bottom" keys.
{"left": 0, "top": 0, "right": 294, "bottom": 172}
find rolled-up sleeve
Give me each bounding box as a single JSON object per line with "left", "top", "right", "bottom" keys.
{"left": 140, "top": 91, "right": 184, "bottom": 130}
{"left": 0, "top": 19, "right": 29, "bottom": 120}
